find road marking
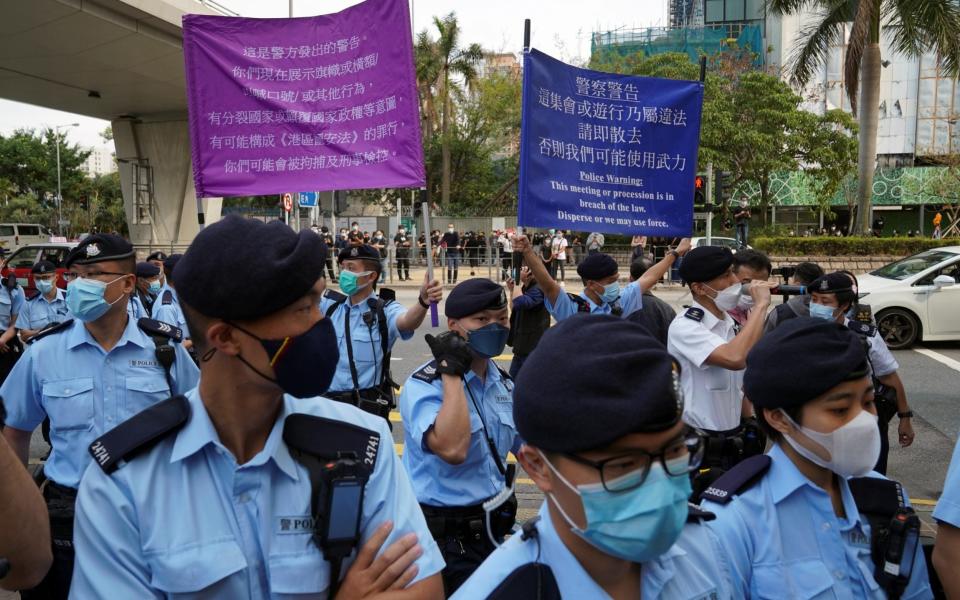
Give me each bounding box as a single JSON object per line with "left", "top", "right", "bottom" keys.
{"left": 912, "top": 498, "right": 938, "bottom": 506}
{"left": 492, "top": 354, "right": 514, "bottom": 361}
{"left": 913, "top": 348, "right": 960, "bottom": 373}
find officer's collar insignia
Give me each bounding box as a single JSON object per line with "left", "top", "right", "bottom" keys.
{"left": 85, "top": 243, "right": 101, "bottom": 257}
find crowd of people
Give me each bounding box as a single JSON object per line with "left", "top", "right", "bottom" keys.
{"left": 1, "top": 216, "right": 959, "bottom": 599}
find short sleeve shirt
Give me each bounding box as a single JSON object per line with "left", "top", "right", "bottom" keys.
{"left": 934, "top": 437, "right": 960, "bottom": 527}
{"left": 0, "top": 285, "right": 26, "bottom": 330}
{"left": 17, "top": 289, "right": 69, "bottom": 331}
{"left": 667, "top": 302, "right": 743, "bottom": 431}
{"left": 544, "top": 282, "right": 643, "bottom": 323}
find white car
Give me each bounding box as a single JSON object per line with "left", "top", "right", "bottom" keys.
{"left": 856, "top": 246, "right": 960, "bottom": 349}
{"left": 690, "top": 236, "right": 751, "bottom": 251}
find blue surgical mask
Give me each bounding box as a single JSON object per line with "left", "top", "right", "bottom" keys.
{"left": 35, "top": 279, "right": 54, "bottom": 295}
{"left": 459, "top": 322, "right": 509, "bottom": 358}
{"left": 66, "top": 276, "right": 127, "bottom": 322}
{"left": 809, "top": 302, "right": 837, "bottom": 321}
{"left": 338, "top": 270, "right": 373, "bottom": 296}
{"left": 542, "top": 452, "right": 691, "bottom": 563}
{"left": 601, "top": 281, "right": 621, "bottom": 304}
{"left": 148, "top": 280, "right": 162, "bottom": 295}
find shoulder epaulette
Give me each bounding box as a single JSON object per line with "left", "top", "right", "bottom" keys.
{"left": 686, "top": 503, "right": 716, "bottom": 523}
{"left": 31, "top": 319, "right": 73, "bottom": 343}
{"left": 283, "top": 413, "right": 381, "bottom": 470}
{"left": 378, "top": 287, "right": 396, "bottom": 303}
{"left": 567, "top": 293, "right": 591, "bottom": 313}
{"left": 684, "top": 307, "right": 705, "bottom": 322}
{"left": 161, "top": 289, "right": 174, "bottom": 305}
{"left": 411, "top": 360, "right": 441, "bottom": 383}
{"left": 138, "top": 318, "right": 183, "bottom": 343}
{"left": 89, "top": 395, "right": 190, "bottom": 474}
{"left": 324, "top": 289, "right": 348, "bottom": 304}
{"left": 848, "top": 320, "right": 876, "bottom": 338}
{"left": 700, "top": 454, "right": 771, "bottom": 504}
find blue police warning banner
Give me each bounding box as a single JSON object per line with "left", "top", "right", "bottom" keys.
{"left": 519, "top": 49, "right": 704, "bottom": 236}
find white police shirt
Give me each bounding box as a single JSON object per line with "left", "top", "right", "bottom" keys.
{"left": 667, "top": 301, "right": 743, "bottom": 431}
{"left": 844, "top": 318, "right": 899, "bottom": 377}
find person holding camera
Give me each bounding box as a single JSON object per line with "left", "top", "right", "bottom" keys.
{"left": 763, "top": 261, "right": 825, "bottom": 332}
{"left": 321, "top": 244, "right": 442, "bottom": 421}
{"left": 667, "top": 246, "right": 773, "bottom": 494}
{"left": 701, "top": 317, "right": 931, "bottom": 599}
{"left": 399, "top": 279, "right": 521, "bottom": 595}
{"left": 807, "top": 272, "right": 914, "bottom": 474}
{"left": 70, "top": 216, "right": 444, "bottom": 599}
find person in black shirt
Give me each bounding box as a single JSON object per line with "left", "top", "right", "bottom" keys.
{"left": 625, "top": 258, "right": 676, "bottom": 346}
{"left": 319, "top": 226, "right": 336, "bottom": 280}
{"left": 394, "top": 226, "right": 412, "bottom": 281}
{"left": 440, "top": 224, "right": 461, "bottom": 284}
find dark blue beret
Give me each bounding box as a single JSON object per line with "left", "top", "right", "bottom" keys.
{"left": 174, "top": 215, "right": 326, "bottom": 320}
{"left": 445, "top": 279, "right": 507, "bottom": 319}
{"left": 678, "top": 245, "right": 733, "bottom": 283}
{"left": 31, "top": 260, "right": 56, "bottom": 275}
{"left": 514, "top": 314, "right": 684, "bottom": 453}
{"left": 810, "top": 272, "right": 853, "bottom": 294}
{"left": 136, "top": 262, "right": 160, "bottom": 278}
{"left": 147, "top": 251, "right": 168, "bottom": 262}
{"left": 163, "top": 254, "right": 183, "bottom": 271}
{"left": 65, "top": 234, "right": 134, "bottom": 267}
{"left": 338, "top": 244, "right": 380, "bottom": 264}
{"left": 744, "top": 317, "right": 868, "bottom": 410}
{"left": 576, "top": 253, "right": 619, "bottom": 281}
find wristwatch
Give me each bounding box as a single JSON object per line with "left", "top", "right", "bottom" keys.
{"left": 418, "top": 295, "right": 430, "bottom": 309}
{"left": 897, "top": 410, "right": 914, "bottom": 419}
{"left": 667, "top": 250, "right": 680, "bottom": 260}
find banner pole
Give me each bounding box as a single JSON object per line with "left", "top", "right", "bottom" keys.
{"left": 515, "top": 18, "right": 530, "bottom": 284}
{"left": 523, "top": 18, "right": 530, "bottom": 51}
{"left": 420, "top": 189, "right": 438, "bottom": 327}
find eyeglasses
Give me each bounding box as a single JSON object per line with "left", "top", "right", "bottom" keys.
{"left": 563, "top": 429, "right": 705, "bottom": 492}
{"left": 63, "top": 271, "right": 129, "bottom": 282}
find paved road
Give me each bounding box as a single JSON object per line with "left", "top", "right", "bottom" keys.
{"left": 7, "top": 279, "right": 957, "bottom": 596}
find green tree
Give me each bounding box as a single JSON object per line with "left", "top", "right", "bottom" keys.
{"left": 769, "top": 0, "right": 960, "bottom": 235}
{"left": 415, "top": 13, "right": 483, "bottom": 208}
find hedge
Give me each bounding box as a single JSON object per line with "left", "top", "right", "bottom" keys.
{"left": 751, "top": 236, "right": 959, "bottom": 256}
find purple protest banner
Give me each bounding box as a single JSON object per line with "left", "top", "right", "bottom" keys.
{"left": 182, "top": 0, "right": 425, "bottom": 198}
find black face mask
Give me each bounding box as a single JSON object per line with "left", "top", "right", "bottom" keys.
{"left": 228, "top": 318, "right": 339, "bottom": 398}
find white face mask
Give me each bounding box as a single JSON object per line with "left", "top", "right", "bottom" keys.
{"left": 704, "top": 282, "right": 742, "bottom": 312}
{"left": 779, "top": 409, "right": 880, "bottom": 478}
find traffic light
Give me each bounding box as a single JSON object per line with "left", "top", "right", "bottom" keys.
{"left": 716, "top": 171, "right": 733, "bottom": 204}
{"left": 694, "top": 175, "right": 707, "bottom": 208}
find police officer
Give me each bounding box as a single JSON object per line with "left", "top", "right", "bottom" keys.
{"left": 17, "top": 260, "right": 69, "bottom": 343}
{"left": 133, "top": 261, "right": 162, "bottom": 317}
{"left": 1, "top": 233, "right": 198, "bottom": 599}
{"left": 513, "top": 234, "right": 690, "bottom": 321}
{"left": 933, "top": 437, "right": 960, "bottom": 596}
{"left": 700, "top": 317, "right": 932, "bottom": 599}
{"left": 152, "top": 253, "right": 191, "bottom": 351}
{"left": 400, "top": 278, "right": 520, "bottom": 594}
{"left": 322, "top": 244, "right": 442, "bottom": 420}
{"left": 0, "top": 270, "right": 25, "bottom": 383}
{"left": 146, "top": 250, "right": 168, "bottom": 286}
{"left": 453, "top": 314, "right": 734, "bottom": 599}
{"left": 667, "top": 245, "right": 772, "bottom": 485}
{"left": 808, "top": 272, "right": 915, "bottom": 476}
{"left": 70, "top": 216, "right": 444, "bottom": 598}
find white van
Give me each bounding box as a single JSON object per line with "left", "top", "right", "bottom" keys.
{"left": 0, "top": 223, "right": 53, "bottom": 253}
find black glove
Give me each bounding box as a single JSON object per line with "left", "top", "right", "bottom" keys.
{"left": 424, "top": 331, "right": 472, "bottom": 376}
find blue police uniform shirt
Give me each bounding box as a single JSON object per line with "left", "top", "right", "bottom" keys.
{"left": 127, "top": 294, "right": 147, "bottom": 320}
{"left": 0, "top": 317, "right": 199, "bottom": 488}
{"left": 400, "top": 361, "right": 521, "bottom": 507}
{"left": 543, "top": 281, "right": 642, "bottom": 323}
{"left": 453, "top": 503, "right": 734, "bottom": 599}
{"left": 320, "top": 292, "right": 412, "bottom": 392}
{"left": 0, "top": 284, "right": 26, "bottom": 330}
{"left": 16, "top": 288, "right": 69, "bottom": 331}
{"left": 934, "top": 437, "right": 960, "bottom": 527}
{"left": 151, "top": 284, "right": 188, "bottom": 334}
{"left": 702, "top": 444, "right": 932, "bottom": 599}
{"left": 70, "top": 389, "right": 445, "bottom": 599}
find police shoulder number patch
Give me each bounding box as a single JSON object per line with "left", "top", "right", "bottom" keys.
{"left": 684, "top": 307, "right": 705, "bottom": 322}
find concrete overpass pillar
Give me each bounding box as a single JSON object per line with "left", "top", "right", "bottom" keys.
{"left": 111, "top": 116, "right": 221, "bottom": 251}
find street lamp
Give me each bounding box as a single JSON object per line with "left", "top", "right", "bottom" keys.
{"left": 54, "top": 123, "right": 79, "bottom": 236}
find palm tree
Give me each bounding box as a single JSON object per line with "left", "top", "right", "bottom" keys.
{"left": 769, "top": 0, "right": 960, "bottom": 235}
{"left": 417, "top": 13, "right": 483, "bottom": 207}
